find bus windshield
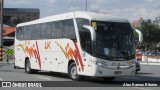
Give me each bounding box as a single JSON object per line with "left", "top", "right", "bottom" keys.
{"left": 93, "top": 21, "right": 135, "bottom": 60}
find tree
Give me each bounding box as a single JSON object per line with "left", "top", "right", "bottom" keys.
{"left": 136, "top": 24, "right": 160, "bottom": 51}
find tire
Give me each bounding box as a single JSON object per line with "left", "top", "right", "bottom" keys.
{"left": 68, "top": 62, "right": 81, "bottom": 80}
{"left": 102, "top": 77, "right": 115, "bottom": 81}
{"left": 25, "top": 59, "right": 33, "bottom": 74}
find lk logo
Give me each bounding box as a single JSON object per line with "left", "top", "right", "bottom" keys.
{"left": 45, "top": 41, "right": 51, "bottom": 49}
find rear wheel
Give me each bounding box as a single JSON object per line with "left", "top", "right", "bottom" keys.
{"left": 68, "top": 62, "right": 81, "bottom": 80}
{"left": 102, "top": 77, "right": 115, "bottom": 81}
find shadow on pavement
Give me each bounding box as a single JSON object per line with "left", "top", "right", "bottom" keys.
{"left": 136, "top": 72, "right": 153, "bottom": 75}
{"left": 1, "top": 62, "right": 160, "bottom": 86}
{"left": 34, "top": 71, "right": 160, "bottom": 86}
{"left": 35, "top": 71, "right": 69, "bottom": 79}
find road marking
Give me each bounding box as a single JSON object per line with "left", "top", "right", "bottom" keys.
{"left": 140, "top": 62, "right": 160, "bottom": 65}
{"left": 0, "top": 77, "right": 3, "bottom": 81}
{"left": 32, "top": 75, "right": 52, "bottom": 81}
{"left": 132, "top": 87, "right": 151, "bottom": 90}
{"left": 124, "top": 77, "right": 140, "bottom": 80}
{"left": 141, "top": 67, "right": 150, "bottom": 70}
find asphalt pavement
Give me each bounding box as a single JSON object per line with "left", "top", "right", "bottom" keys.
{"left": 0, "top": 59, "right": 160, "bottom": 90}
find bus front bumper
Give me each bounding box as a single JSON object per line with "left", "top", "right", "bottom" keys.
{"left": 92, "top": 65, "right": 136, "bottom": 77}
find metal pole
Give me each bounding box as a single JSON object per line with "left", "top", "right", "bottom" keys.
{"left": 86, "top": 0, "right": 87, "bottom": 11}
{"left": 0, "top": 0, "right": 3, "bottom": 61}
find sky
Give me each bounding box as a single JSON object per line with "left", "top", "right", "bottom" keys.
{"left": 4, "top": 0, "right": 160, "bottom": 21}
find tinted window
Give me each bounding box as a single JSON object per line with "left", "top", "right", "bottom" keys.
{"left": 50, "top": 22, "right": 56, "bottom": 39}
{"left": 16, "top": 19, "right": 75, "bottom": 40}
{"left": 50, "top": 21, "right": 62, "bottom": 39}
{"left": 16, "top": 27, "right": 23, "bottom": 40}
{"left": 76, "top": 18, "right": 89, "bottom": 29}
{"left": 40, "top": 23, "right": 47, "bottom": 39}
{"left": 62, "top": 19, "right": 76, "bottom": 40}
{"left": 31, "top": 24, "right": 40, "bottom": 40}
{"left": 93, "top": 21, "right": 135, "bottom": 60}
{"left": 46, "top": 22, "right": 52, "bottom": 39}
{"left": 76, "top": 18, "right": 92, "bottom": 54}
{"left": 56, "top": 21, "right": 63, "bottom": 38}
{"left": 23, "top": 26, "right": 31, "bottom": 40}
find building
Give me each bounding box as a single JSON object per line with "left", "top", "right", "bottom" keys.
{"left": 0, "top": 24, "right": 15, "bottom": 46}
{"left": 0, "top": 24, "right": 15, "bottom": 37}
{"left": 0, "top": 8, "right": 40, "bottom": 26}
{"left": 131, "top": 18, "right": 153, "bottom": 28}
{"left": 3, "top": 26, "right": 15, "bottom": 37}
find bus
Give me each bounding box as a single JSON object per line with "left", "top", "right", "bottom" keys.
{"left": 14, "top": 11, "right": 143, "bottom": 81}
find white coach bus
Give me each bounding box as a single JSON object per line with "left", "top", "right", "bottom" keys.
{"left": 14, "top": 11, "right": 143, "bottom": 81}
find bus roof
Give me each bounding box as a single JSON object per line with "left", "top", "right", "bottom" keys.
{"left": 17, "top": 11, "right": 129, "bottom": 27}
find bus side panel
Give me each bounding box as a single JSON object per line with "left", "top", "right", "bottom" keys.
{"left": 28, "top": 40, "right": 41, "bottom": 70}
{"left": 39, "top": 39, "right": 65, "bottom": 72}
{"left": 15, "top": 39, "right": 93, "bottom": 76}
{"left": 78, "top": 52, "right": 93, "bottom": 76}
{"left": 54, "top": 39, "right": 93, "bottom": 76}
{"left": 53, "top": 39, "right": 76, "bottom": 73}
{"left": 15, "top": 40, "right": 26, "bottom": 68}
{"left": 39, "top": 49, "right": 51, "bottom": 71}
{"left": 15, "top": 40, "right": 41, "bottom": 70}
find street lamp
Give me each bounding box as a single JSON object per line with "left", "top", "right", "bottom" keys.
{"left": 86, "top": 0, "right": 87, "bottom": 11}
{"left": 0, "top": 0, "right": 3, "bottom": 61}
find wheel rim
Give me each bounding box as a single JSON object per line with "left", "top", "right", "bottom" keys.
{"left": 26, "top": 61, "right": 30, "bottom": 72}
{"left": 71, "top": 66, "right": 78, "bottom": 79}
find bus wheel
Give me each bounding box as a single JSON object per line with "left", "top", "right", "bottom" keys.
{"left": 68, "top": 62, "right": 81, "bottom": 80}
{"left": 102, "top": 77, "right": 115, "bottom": 81}
{"left": 25, "top": 59, "right": 33, "bottom": 74}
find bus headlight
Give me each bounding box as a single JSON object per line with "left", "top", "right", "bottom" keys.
{"left": 95, "top": 61, "right": 107, "bottom": 68}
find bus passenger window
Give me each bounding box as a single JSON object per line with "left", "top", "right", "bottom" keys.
{"left": 16, "top": 27, "right": 21, "bottom": 40}
{"left": 40, "top": 23, "right": 47, "bottom": 39}
{"left": 62, "top": 19, "right": 76, "bottom": 40}
{"left": 51, "top": 21, "right": 62, "bottom": 39}
{"left": 51, "top": 22, "right": 56, "bottom": 39}
{"left": 31, "top": 24, "right": 41, "bottom": 40}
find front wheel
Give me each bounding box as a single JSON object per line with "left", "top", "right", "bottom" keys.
{"left": 68, "top": 62, "right": 81, "bottom": 80}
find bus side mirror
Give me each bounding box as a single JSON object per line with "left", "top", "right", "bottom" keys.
{"left": 135, "top": 29, "right": 143, "bottom": 43}
{"left": 83, "top": 25, "right": 96, "bottom": 41}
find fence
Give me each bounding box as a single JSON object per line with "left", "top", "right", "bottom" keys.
{"left": 140, "top": 53, "right": 160, "bottom": 62}
{"left": 0, "top": 47, "right": 14, "bottom": 60}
